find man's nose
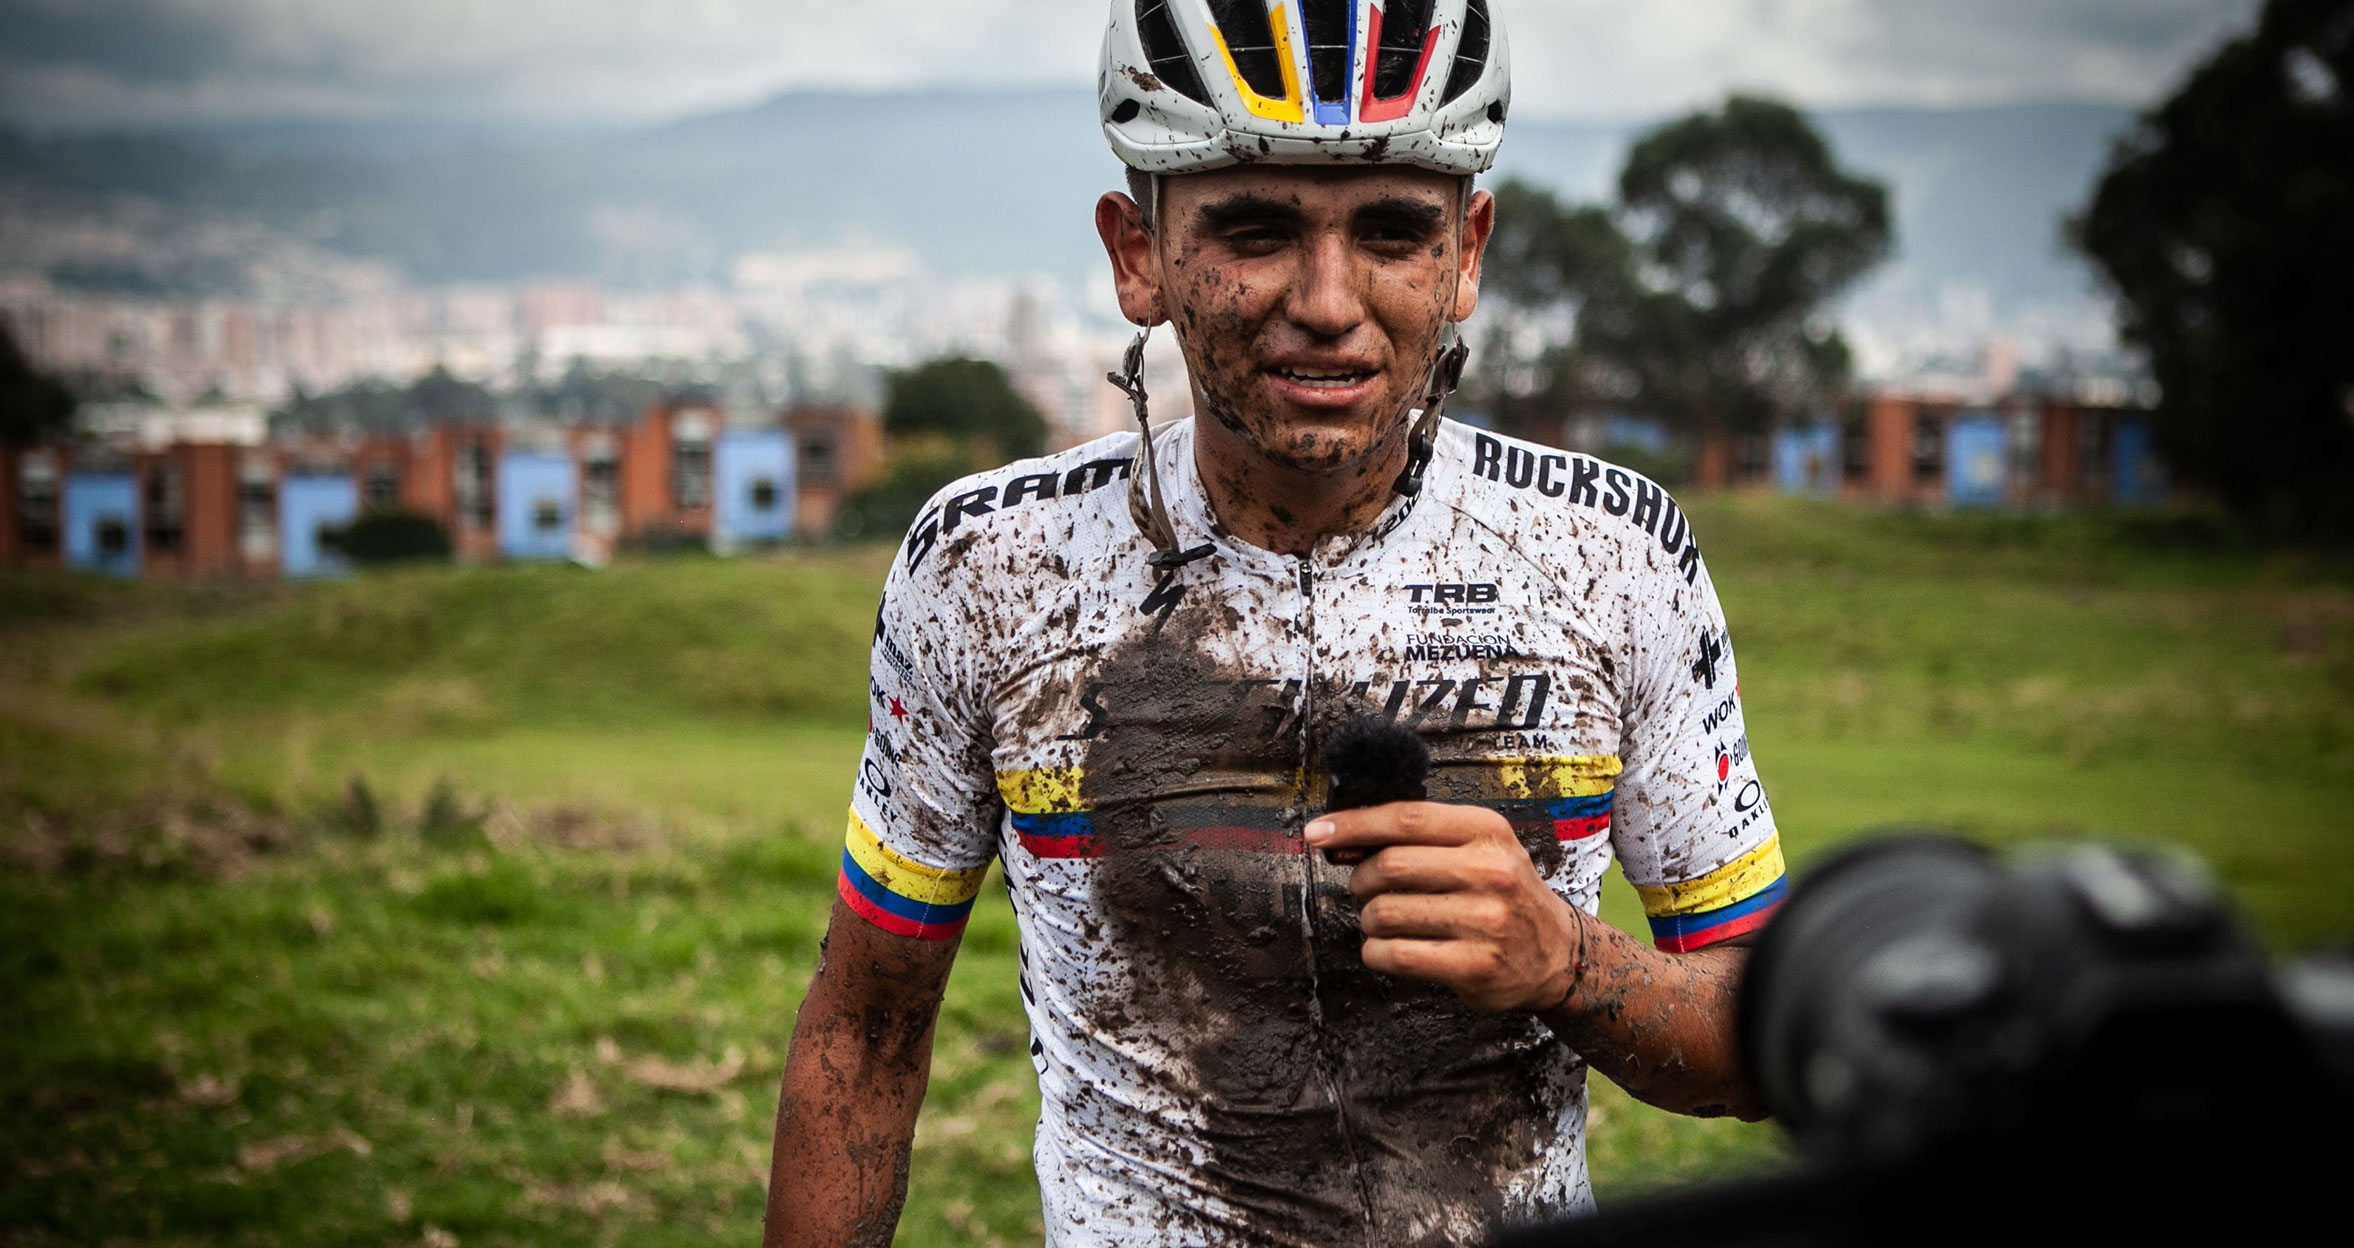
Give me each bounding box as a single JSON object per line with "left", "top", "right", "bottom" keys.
{"left": 1284, "top": 232, "right": 1367, "bottom": 339}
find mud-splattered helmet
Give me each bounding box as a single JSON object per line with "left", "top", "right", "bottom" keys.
{"left": 1101, "top": 0, "right": 1511, "bottom": 176}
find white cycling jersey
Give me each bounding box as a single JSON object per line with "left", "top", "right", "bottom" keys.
{"left": 840, "top": 416, "right": 1785, "bottom": 1248}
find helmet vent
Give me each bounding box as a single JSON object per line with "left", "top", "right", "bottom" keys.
{"left": 1136, "top": 0, "right": 1212, "bottom": 105}
{"left": 1373, "top": 0, "right": 1437, "bottom": 101}
{"left": 1302, "top": 0, "right": 1353, "bottom": 107}
{"left": 1206, "top": 0, "right": 1289, "bottom": 100}
{"left": 1440, "top": 0, "right": 1491, "bottom": 104}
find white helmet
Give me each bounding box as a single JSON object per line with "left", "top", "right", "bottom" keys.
{"left": 1101, "top": 0, "right": 1511, "bottom": 176}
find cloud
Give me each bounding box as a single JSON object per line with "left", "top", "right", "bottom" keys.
{"left": 0, "top": 0, "right": 2265, "bottom": 130}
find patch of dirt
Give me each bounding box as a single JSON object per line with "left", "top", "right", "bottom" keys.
{"left": 4, "top": 795, "right": 302, "bottom": 880}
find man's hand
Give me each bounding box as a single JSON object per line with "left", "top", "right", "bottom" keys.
{"left": 1306, "top": 802, "right": 1581, "bottom": 1013}
{"left": 1307, "top": 800, "right": 1765, "bottom": 1120}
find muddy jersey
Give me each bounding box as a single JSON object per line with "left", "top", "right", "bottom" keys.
{"left": 838, "top": 417, "right": 1785, "bottom": 1248}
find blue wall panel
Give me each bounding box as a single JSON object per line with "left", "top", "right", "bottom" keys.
{"left": 497, "top": 450, "right": 576, "bottom": 561}
{"left": 1773, "top": 424, "right": 1840, "bottom": 495}
{"left": 714, "top": 430, "right": 793, "bottom": 547}
{"left": 280, "top": 474, "right": 358, "bottom": 578}
{"left": 64, "top": 472, "right": 139, "bottom": 577}
{"left": 1946, "top": 411, "right": 2007, "bottom": 508}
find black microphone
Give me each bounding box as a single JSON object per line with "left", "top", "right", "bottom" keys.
{"left": 1319, "top": 717, "right": 1430, "bottom": 864}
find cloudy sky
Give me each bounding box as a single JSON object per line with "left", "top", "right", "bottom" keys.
{"left": 1, "top": 0, "right": 2262, "bottom": 131}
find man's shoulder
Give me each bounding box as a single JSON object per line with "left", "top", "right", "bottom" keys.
{"left": 1439, "top": 422, "right": 1708, "bottom": 590}
{"left": 891, "top": 431, "right": 1144, "bottom": 586}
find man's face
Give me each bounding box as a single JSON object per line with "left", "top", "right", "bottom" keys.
{"left": 1098, "top": 166, "right": 1492, "bottom": 476}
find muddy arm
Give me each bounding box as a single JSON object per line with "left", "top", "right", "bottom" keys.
{"left": 1533, "top": 915, "right": 1763, "bottom": 1120}
{"left": 763, "top": 896, "right": 963, "bottom": 1248}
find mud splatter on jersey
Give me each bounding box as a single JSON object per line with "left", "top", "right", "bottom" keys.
{"left": 846, "top": 418, "right": 1783, "bottom": 1247}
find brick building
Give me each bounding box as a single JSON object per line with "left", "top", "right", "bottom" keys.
{"left": 2, "top": 400, "right": 882, "bottom": 578}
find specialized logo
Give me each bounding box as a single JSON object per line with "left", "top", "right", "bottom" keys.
{"left": 1049, "top": 671, "right": 1557, "bottom": 744}
{"left": 1469, "top": 434, "right": 1705, "bottom": 585}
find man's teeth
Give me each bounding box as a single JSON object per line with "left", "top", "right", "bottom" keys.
{"left": 1276, "top": 368, "right": 1373, "bottom": 387}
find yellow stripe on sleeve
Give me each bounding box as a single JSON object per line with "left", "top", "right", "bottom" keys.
{"left": 1635, "top": 835, "right": 1787, "bottom": 918}
{"left": 1496, "top": 755, "right": 1622, "bottom": 800}
{"left": 996, "top": 767, "right": 1086, "bottom": 815}
{"left": 844, "top": 810, "right": 988, "bottom": 908}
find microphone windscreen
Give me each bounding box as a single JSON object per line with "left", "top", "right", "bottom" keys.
{"left": 1321, "top": 717, "right": 1430, "bottom": 812}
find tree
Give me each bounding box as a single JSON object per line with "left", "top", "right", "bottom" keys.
{"left": 2075, "top": 0, "right": 2354, "bottom": 536}
{"left": 1474, "top": 96, "right": 1890, "bottom": 443}
{"left": 883, "top": 357, "right": 1045, "bottom": 463}
{"left": 0, "top": 323, "right": 76, "bottom": 446}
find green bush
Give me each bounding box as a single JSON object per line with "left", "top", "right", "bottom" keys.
{"left": 320, "top": 512, "right": 452, "bottom": 565}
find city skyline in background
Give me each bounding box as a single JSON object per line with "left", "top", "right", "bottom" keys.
{"left": 0, "top": 2, "right": 2257, "bottom": 443}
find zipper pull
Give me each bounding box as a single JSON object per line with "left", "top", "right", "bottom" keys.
{"left": 1298, "top": 560, "right": 1313, "bottom": 597}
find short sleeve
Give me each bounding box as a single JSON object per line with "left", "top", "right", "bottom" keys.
{"left": 1609, "top": 520, "right": 1786, "bottom": 953}
{"left": 836, "top": 505, "right": 1003, "bottom": 940}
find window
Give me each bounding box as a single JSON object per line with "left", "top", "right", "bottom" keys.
{"left": 237, "top": 457, "right": 275, "bottom": 561}
{"left": 16, "top": 453, "right": 59, "bottom": 552}
{"left": 1912, "top": 412, "right": 1944, "bottom": 483}
{"left": 533, "top": 497, "right": 563, "bottom": 533}
{"left": 798, "top": 434, "right": 835, "bottom": 484}
{"left": 363, "top": 463, "right": 400, "bottom": 513}
{"left": 455, "top": 443, "right": 495, "bottom": 530}
{"left": 581, "top": 452, "right": 619, "bottom": 530}
{"left": 673, "top": 437, "right": 712, "bottom": 510}
{"left": 97, "top": 517, "right": 129, "bottom": 556}
{"left": 143, "top": 463, "right": 185, "bottom": 552}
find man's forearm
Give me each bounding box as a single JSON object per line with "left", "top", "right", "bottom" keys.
{"left": 763, "top": 906, "right": 959, "bottom": 1248}
{"left": 1537, "top": 909, "right": 1763, "bottom": 1120}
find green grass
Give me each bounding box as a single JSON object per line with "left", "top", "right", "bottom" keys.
{"left": 4, "top": 496, "right": 2352, "bottom": 1246}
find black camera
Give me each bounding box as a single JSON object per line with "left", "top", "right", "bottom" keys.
{"left": 1503, "top": 837, "right": 2354, "bottom": 1246}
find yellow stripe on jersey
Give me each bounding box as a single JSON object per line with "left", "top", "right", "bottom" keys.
{"left": 844, "top": 809, "right": 989, "bottom": 908}
{"left": 1495, "top": 755, "right": 1623, "bottom": 800}
{"left": 996, "top": 766, "right": 1086, "bottom": 815}
{"left": 1635, "top": 835, "right": 1787, "bottom": 918}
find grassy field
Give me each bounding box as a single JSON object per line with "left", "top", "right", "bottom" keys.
{"left": 4, "top": 496, "right": 2351, "bottom": 1247}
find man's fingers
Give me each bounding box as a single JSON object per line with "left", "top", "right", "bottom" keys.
{"left": 1348, "top": 844, "right": 1495, "bottom": 898}
{"left": 1305, "top": 801, "right": 1498, "bottom": 853}
{"left": 1352, "top": 840, "right": 1540, "bottom": 902}
{"left": 1359, "top": 892, "right": 1513, "bottom": 941}
{"left": 1361, "top": 936, "right": 1502, "bottom": 986}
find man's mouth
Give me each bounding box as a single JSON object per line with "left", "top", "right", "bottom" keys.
{"left": 1270, "top": 366, "right": 1377, "bottom": 389}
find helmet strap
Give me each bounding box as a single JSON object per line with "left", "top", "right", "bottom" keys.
{"left": 1393, "top": 331, "right": 1470, "bottom": 498}
{"left": 1110, "top": 324, "right": 1215, "bottom": 570}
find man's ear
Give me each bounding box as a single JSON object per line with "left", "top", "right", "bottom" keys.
{"left": 1096, "top": 192, "right": 1167, "bottom": 327}
{"left": 1449, "top": 188, "right": 1496, "bottom": 324}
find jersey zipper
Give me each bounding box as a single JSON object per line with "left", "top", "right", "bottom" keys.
{"left": 1293, "top": 553, "right": 1379, "bottom": 1245}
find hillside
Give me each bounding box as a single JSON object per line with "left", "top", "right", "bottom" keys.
{"left": 3, "top": 498, "right": 2348, "bottom": 1245}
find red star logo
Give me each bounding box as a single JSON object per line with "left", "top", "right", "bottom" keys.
{"left": 888, "top": 696, "right": 909, "bottom": 722}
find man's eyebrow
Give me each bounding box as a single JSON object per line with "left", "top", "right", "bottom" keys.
{"left": 1354, "top": 197, "right": 1448, "bottom": 234}
{"left": 1195, "top": 193, "right": 1305, "bottom": 232}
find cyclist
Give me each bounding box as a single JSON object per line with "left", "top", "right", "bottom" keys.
{"left": 766, "top": 3, "right": 1786, "bottom": 1244}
